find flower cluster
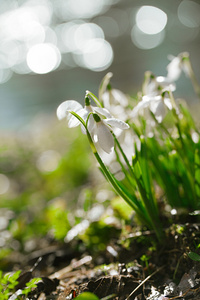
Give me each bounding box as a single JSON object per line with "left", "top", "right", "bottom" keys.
{"left": 57, "top": 52, "right": 200, "bottom": 241}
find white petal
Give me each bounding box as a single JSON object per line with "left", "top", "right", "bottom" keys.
{"left": 97, "top": 123, "right": 114, "bottom": 153}
{"left": 101, "top": 91, "right": 110, "bottom": 108}
{"left": 164, "top": 98, "right": 173, "bottom": 110}
{"left": 102, "top": 89, "right": 129, "bottom": 108}
{"left": 131, "top": 96, "right": 161, "bottom": 118}
{"left": 143, "top": 80, "right": 158, "bottom": 96}
{"left": 167, "top": 57, "right": 182, "bottom": 81}
{"left": 57, "top": 100, "right": 83, "bottom": 120}
{"left": 86, "top": 114, "right": 95, "bottom": 133}
{"left": 92, "top": 106, "right": 112, "bottom": 118}
{"left": 150, "top": 101, "right": 166, "bottom": 123}
{"left": 77, "top": 108, "right": 90, "bottom": 121}
{"left": 111, "top": 89, "right": 129, "bottom": 106}
{"left": 68, "top": 115, "right": 81, "bottom": 128}
{"left": 156, "top": 76, "right": 176, "bottom": 92}
{"left": 103, "top": 118, "right": 129, "bottom": 129}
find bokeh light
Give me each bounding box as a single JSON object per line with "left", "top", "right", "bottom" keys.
{"left": 0, "top": 0, "right": 200, "bottom": 131}
{"left": 27, "top": 43, "right": 61, "bottom": 74}
{"left": 59, "top": 22, "right": 104, "bottom": 53}
{"left": 136, "top": 6, "right": 167, "bottom": 35}
{"left": 36, "top": 150, "right": 61, "bottom": 173}
{"left": 74, "top": 38, "right": 113, "bottom": 71}
{"left": 131, "top": 25, "right": 165, "bottom": 50}
{"left": 178, "top": 0, "right": 200, "bottom": 28}
{"left": 54, "top": 0, "right": 109, "bottom": 20}
{"left": 0, "top": 174, "right": 10, "bottom": 195}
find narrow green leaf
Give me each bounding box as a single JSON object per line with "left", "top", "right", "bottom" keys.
{"left": 195, "top": 148, "right": 200, "bottom": 198}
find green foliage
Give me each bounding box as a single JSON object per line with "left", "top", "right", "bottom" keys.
{"left": 45, "top": 202, "right": 70, "bottom": 240}
{"left": 0, "top": 123, "right": 93, "bottom": 268}
{"left": 0, "top": 270, "right": 21, "bottom": 299}
{"left": 0, "top": 270, "right": 41, "bottom": 300}
{"left": 56, "top": 53, "right": 200, "bottom": 241}
{"left": 188, "top": 251, "right": 200, "bottom": 261}
{"left": 75, "top": 292, "right": 99, "bottom": 300}
{"left": 21, "top": 277, "right": 41, "bottom": 297}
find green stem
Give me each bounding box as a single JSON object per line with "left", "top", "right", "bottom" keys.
{"left": 113, "top": 134, "right": 136, "bottom": 179}
{"left": 113, "top": 134, "right": 163, "bottom": 240}
{"left": 86, "top": 90, "right": 103, "bottom": 108}
{"left": 86, "top": 129, "right": 151, "bottom": 227}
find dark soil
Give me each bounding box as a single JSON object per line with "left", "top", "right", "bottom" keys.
{"left": 9, "top": 222, "right": 200, "bottom": 300}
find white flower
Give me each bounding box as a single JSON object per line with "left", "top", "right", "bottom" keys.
{"left": 101, "top": 88, "right": 129, "bottom": 121}
{"left": 131, "top": 95, "right": 172, "bottom": 123}
{"left": 167, "top": 52, "right": 191, "bottom": 81}
{"left": 102, "top": 89, "right": 129, "bottom": 108}
{"left": 56, "top": 100, "right": 84, "bottom": 127}
{"left": 91, "top": 114, "right": 130, "bottom": 153}
{"left": 80, "top": 101, "right": 112, "bottom": 134}
{"left": 56, "top": 99, "right": 112, "bottom": 132}
{"left": 142, "top": 71, "right": 176, "bottom": 97}
{"left": 149, "top": 96, "right": 172, "bottom": 123}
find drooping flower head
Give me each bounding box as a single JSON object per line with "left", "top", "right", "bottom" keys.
{"left": 142, "top": 71, "right": 176, "bottom": 97}
{"left": 91, "top": 113, "right": 129, "bottom": 153}
{"left": 131, "top": 94, "right": 172, "bottom": 123}
{"left": 56, "top": 95, "right": 112, "bottom": 132}
{"left": 99, "top": 72, "right": 130, "bottom": 121}
{"left": 57, "top": 100, "right": 84, "bottom": 127}
{"left": 57, "top": 94, "right": 130, "bottom": 153}
{"left": 167, "top": 52, "right": 191, "bottom": 81}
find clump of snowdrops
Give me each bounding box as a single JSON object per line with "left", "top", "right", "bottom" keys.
{"left": 57, "top": 52, "right": 200, "bottom": 241}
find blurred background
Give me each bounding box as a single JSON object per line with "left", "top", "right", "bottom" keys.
{"left": 0, "top": 0, "right": 200, "bottom": 265}
{"left": 0, "top": 0, "right": 200, "bottom": 131}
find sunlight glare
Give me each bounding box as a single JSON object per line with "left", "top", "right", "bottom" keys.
{"left": 136, "top": 6, "right": 167, "bottom": 35}
{"left": 81, "top": 38, "right": 113, "bottom": 71}
{"left": 27, "top": 43, "right": 61, "bottom": 74}
{"left": 74, "top": 23, "right": 104, "bottom": 50}
{"left": 131, "top": 25, "right": 165, "bottom": 49}
{"left": 55, "top": 0, "right": 107, "bottom": 20}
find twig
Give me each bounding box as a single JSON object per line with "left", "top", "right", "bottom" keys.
{"left": 126, "top": 265, "right": 166, "bottom": 299}
{"left": 49, "top": 255, "right": 92, "bottom": 280}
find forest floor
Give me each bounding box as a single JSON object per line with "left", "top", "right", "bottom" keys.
{"left": 9, "top": 221, "right": 200, "bottom": 300}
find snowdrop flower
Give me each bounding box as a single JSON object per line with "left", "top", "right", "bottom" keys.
{"left": 91, "top": 113, "right": 129, "bottom": 153}
{"left": 131, "top": 94, "right": 172, "bottom": 123}
{"left": 101, "top": 87, "right": 129, "bottom": 121}
{"left": 167, "top": 52, "right": 191, "bottom": 81}
{"left": 56, "top": 98, "right": 112, "bottom": 133}
{"left": 57, "top": 100, "right": 84, "bottom": 127}
{"left": 98, "top": 72, "right": 130, "bottom": 121}
{"left": 142, "top": 71, "right": 176, "bottom": 97}
{"left": 81, "top": 96, "right": 112, "bottom": 133}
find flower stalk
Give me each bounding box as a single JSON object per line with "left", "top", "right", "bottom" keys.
{"left": 57, "top": 52, "right": 200, "bottom": 242}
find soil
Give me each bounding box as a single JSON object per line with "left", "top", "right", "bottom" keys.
{"left": 8, "top": 221, "right": 200, "bottom": 300}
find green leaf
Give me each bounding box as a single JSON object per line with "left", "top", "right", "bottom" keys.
{"left": 188, "top": 252, "right": 200, "bottom": 261}
{"left": 195, "top": 148, "right": 200, "bottom": 198}
{"left": 75, "top": 292, "right": 99, "bottom": 300}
